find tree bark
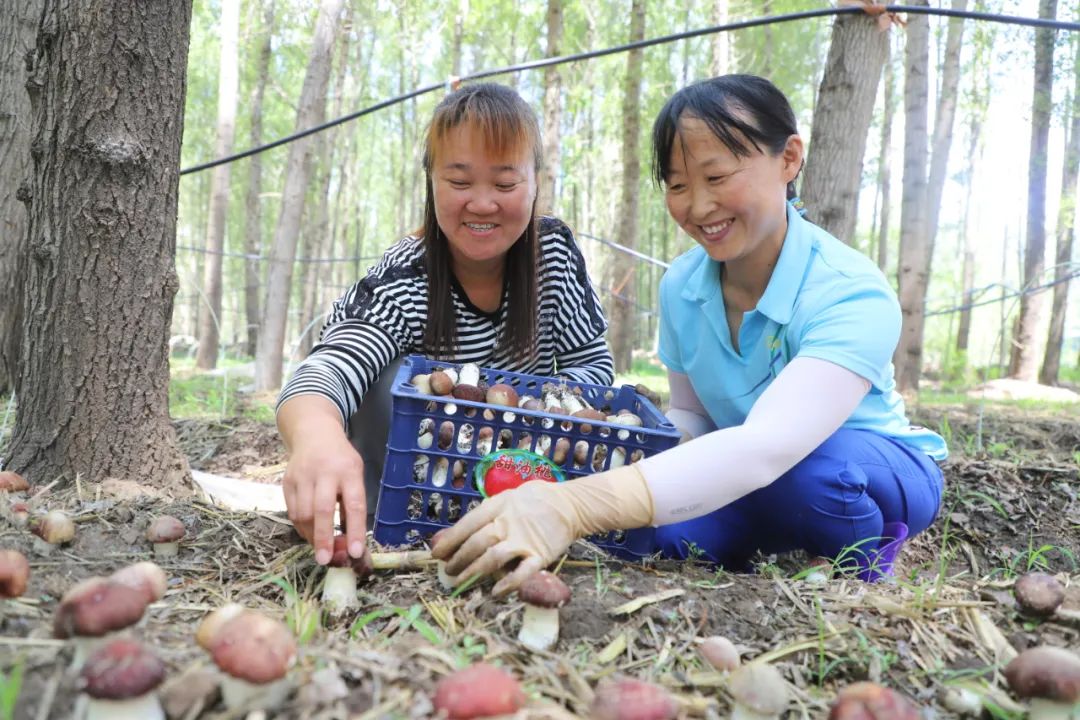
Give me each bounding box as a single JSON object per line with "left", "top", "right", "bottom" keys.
{"left": 1039, "top": 33, "right": 1080, "bottom": 385}
{"left": 710, "top": 0, "right": 730, "bottom": 77}
{"left": 242, "top": 0, "right": 276, "bottom": 359}
{"left": 800, "top": 13, "right": 889, "bottom": 244}
{"left": 1009, "top": 0, "right": 1057, "bottom": 381}
{"left": 0, "top": 0, "right": 40, "bottom": 396}
{"left": 875, "top": 50, "right": 896, "bottom": 272}
{"left": 538, "top": 0, "right": 563, "bottom": 215}
{"left": 195, "top": 0, "right": 241, "bottom": 370}
{"left": 893, "top": 2, "right": 931, "bottom": 393}
{"left": 955, "top": 113, "right": 983, "bottom": 355}
{"left": 606, "top": 0, "right": 645, "bottom": 374}
{"left": 10, "top": 0, "right": 192, "bottom": 490}
{"left": 254, "top": 0, "right": 344, "bottom": 391}
{"left": 925, "top": 0, "right": 966, "bottom": 259}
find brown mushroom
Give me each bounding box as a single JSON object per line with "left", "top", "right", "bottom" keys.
{"left": 29, "top": 510, "right": 74, "bottom": 555}
{"left": 432, "top": 663, "right": 524, "bottom": 719}
{"left": 591, "top": 678, "right": 677, "bottom": 720}
{"left": 204, "top": 609, "right": 297, "bottom": 710}
{"left": 699, "top": 636, "right": 740, "bottom": 673}
{"left": 430, "top": 369, "right": 456, "bottom": 396}
{"left": 728, "top": 662, "right": 789, "bottom": 719}
{"left": 145, "top": 515, "right": 185, "bottom": 558}
{"left": 828, "top": 682, "right": 920, "bottom": 719}
{"left": 0, "top": 549, "right": 30, "bottom": 599}
{"left": 1013, "top": 572, "right": 1066, "bottom": 618}
{"left": 1004, "top": 646, "right": 1080, "bottom": 718}
{"left": 79, "top": 638, "right": 166, "bottom": 720}
{"left": 109, "top": 562, "right": 168, "bottom": 604}
{"left": 54, "top": 577, "right": 150, "bottom": 669}
{"left": 0, "top": 471, "right": 28, "bottom": 493}
{"left": 516, "top": 570, "right": 571, "bottom": 652}
{"left": 8, "top": 501, "right": 29, "bottom": 528}
{"left": 486, "top": 383, "right": 520, "bottom": 408}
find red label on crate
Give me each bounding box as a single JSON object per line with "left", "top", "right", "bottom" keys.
{"left": 475, "top": 449, "right": 566, "bottom": 498}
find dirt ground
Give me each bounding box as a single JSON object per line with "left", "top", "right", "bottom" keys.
{"left": 2, "top": 403, "right": 1078, "bottom": 719}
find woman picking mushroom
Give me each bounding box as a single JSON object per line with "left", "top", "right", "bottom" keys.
{"left": 433, "top": 75, "right": 947, "bottom": 596}
{"left": 276, "top": 83, "right": 615, "bottom": 571}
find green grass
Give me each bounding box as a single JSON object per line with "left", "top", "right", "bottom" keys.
{"left": 169, "top": 369, "right": 275, "bottom": 423}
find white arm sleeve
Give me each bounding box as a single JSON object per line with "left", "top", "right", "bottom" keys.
{"left": 640, "top": 356, "right": 871, "bottom": 526}
{"left": 666, "top": 371, "right": 716, "bottom": 441}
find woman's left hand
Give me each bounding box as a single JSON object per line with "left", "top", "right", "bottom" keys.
{"left": 431, "top": 480, "right": 581, "bottom": 596}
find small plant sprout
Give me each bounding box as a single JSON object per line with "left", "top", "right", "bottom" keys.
{"left": 516, "top": 570, "right": 570, "bottom": 652}
{"left": 53, "top": 577, "right": 150, "bottom": 670}
{"left": 29, "top": 510, "right": 74, "bottom": 555}
{"left": 79, "top": 638, "right": 166, "bottom": 720}
{"left": 145, "top": 515, "right": 185, "bottom": 558}
{"left": 203, "top": 609, "right": 297, "bottom": 710}
{"left": 1013, "top": 572, "right": 1066, "bottom": 617}
{"left": 591, "top": 678, "right": 677, "bottom": 720}
{"left": 322, "top": 535, "right": 373, "bottom": 615}
{"left": 699, "top": 636, "right": 740, "bottom": 673}
{"left": 432, "top": 663, "right": 524, "bottom": 719}
{"left": 828, "top": 682, "right": 920, "bottom": 719}
{"left": 109, "top": 562, "right": 168, "bottom": 604}
{"left": 728, "top": 662, "right": 789, "bottom": 719}
{"left": 1004, "top": 646, "right": 1080, "bottom": 718}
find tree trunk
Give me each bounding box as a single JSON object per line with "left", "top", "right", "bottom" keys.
{"left": 195, "top": 0, "right": 241, "bottom": 370}
{"left": 955, "top": 113, "right": 983, "bottom": 355}
{"left": 800, "top": 13, "right": 889, "bottom": 243}
{"left": 875, "top": 50, "right": 896, "bottom": 272}
{"left": 0, "top": 0, "right": 40, "bottom": 396}
{"left": 243, "top": 0, "right": 276, "bottom": 359}
{"left": 1039, "top": 33, "right": 1079, "bottom": 385}
{"left": 10, "top": 0, "right": 192, "bottom": 490}
{"left": 710, "top": 0, "right": 730, "bottom": 77}
{"left": 925, "top": 0, "right": 966, "bottom": 258}
{"left": 254, "top": 0, "right": 344, "bottom": 392}
{"left": 538, "top": 0, "right": 563, "bottom": 215}
{"left": 893, "top": 2, "right": 931, "bottom": 393}
{"left": 1009, "top": 0, "right": 1057, "bottom": 381}
{"left": 606, "top": 0, "right": 645, "bottom": 374}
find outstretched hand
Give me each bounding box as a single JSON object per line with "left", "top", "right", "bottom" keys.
{"left": 431, "top": 481, "right": 582, "bottom": 596}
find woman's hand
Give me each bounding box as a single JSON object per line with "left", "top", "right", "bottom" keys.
{"left": 431, "top": 481, "right": 581, "bottom": 596}
{"left": 278, "top": 396, "right": 368, "bottom": 565}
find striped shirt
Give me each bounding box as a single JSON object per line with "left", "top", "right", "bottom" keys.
{"left": 278, "top": 216, "right": 615, "bottom": 424}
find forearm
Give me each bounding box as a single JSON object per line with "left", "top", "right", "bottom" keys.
{"left": 277, "top": 395, "right": 350, "bottom": 451}
{"left": 665, "top": 371, "right": 715, "bottom": 441}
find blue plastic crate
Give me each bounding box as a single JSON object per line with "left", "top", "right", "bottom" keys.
{"left": 372, "top": 355, "right": 681, "bottom": 560}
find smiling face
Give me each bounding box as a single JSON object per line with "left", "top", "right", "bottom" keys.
{"left": 663, "top": 115, "right": 802, "bottom": 267}
{"left": 431, "top": 122, "right": 537, "bottom": 275}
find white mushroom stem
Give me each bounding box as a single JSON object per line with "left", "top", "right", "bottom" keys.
{"left": 609, "top": 447, "right": 626, "bottom": 469}
{"left": 151, "top": 542, "right": 179, "bottom": 559}
{"left": 1028, "top": 699, "right": 1077, "bottom": 720}
{"left": 321, "top": 567, "right": 359, "bottom": 614}
{"left": 436, "top": 561, "right": 456, "bottom": 591}
{"left": 432, "top": 460, "right": 448, "bottom": 487}
{"left": 439, "top": 367, "right": 459, "bottom": 385}
{"left": 517, "top": 604, "right": 559, "bottom": 652}
{"left": 732, "top": 706, "right": 782, "bottom": 720}
{"left": 221, "top": 676, "right": 290, "bottom": 711}
{"left": 85, "top": 693, "right": 165, "bottom": 720}
{"left": 558, "top": 389, "right": 586, "bottom": 415}
{"left": 71, "top": 635, "right": 114, "bottom": 672}
{"left": 458, "top": 363, "right": 480, "bottom": 387}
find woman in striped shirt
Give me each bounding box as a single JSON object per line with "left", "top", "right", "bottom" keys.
{"left": 277, "top": 83, "right": 614, "bottom": 567}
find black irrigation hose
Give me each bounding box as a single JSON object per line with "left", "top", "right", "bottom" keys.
{"left": 180, "top": 5, "right": 1080, "bottom": 176}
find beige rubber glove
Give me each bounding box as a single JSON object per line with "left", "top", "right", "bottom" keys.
{"left": 431, "top": 465, "right": 655, "bottom": 596}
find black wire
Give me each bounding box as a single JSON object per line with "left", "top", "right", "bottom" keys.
{"left": 180, "top": 5, "right": 1080, "bottom": 176}
{"left": 924, "top": 269, "right": 1080, "bottom": 317}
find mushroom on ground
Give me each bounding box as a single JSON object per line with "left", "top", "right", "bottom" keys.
{"left": 54, "top": 577, "right": 150, "bottom": 669}
{"left": 145, "top": 515, "right": 186, "bottom": 558}
{"left": 204, "top": 609, "right": 297, "bottom": 710}
{"left": 699, "top": 636, "right": 740, "bottom": 672}
{"left": 0, "top": 549, "right": 30, "bottom": 599}
{"left": 79, "top": 638, "right": 166, "bottom": 720}
{"left": 322, "top": 534, "right": 373, "bottom": 614}
{"left": 1003, "top": 645, "right": 1080, "bottom": 719}
{"left": 0, "top": 471, "right": 28, "bottom": 493}
{"left": 110, "top": 561, "right": 168, "bottom": 604}
{"left": 591, "top": 678, "right": 678, "bottom": 720}
{"left": 728, "top": 662, "right": 789, "bottom": 719}
{"left": 516, "top": 570, "right": 571, "bottom": 652}
{"left": 1013, "top": 572, "right": 1066, "bottom": 617}
{"left": 432, "top": 663, "right": 524, "bottom": 719}
{"left": 195, "top": 603, "right": 247, "bottom": 650}
{"left": 29, "top": 510, "right": 74, "bottom": 555}
{"left": 828, "top": 682, "right": 920, "bottom": 719}
{"left": 8, "top": 501, "right": 29, "bottom": 528}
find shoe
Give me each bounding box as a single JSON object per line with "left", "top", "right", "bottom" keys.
{"left": 857, "top": 522, "right": 910, "bottom": 583}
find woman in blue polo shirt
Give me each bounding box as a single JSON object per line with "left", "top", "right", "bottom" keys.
{"left": 433, "top": 75, "right": 947, "bottom": 595}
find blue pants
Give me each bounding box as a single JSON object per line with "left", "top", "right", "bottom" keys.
{"left": 653, "top": 428, "right": 944, "bottom": 569}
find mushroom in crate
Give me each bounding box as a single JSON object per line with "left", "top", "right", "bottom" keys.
{"left": 79, "top": 638, "right": 167, "bottom": 720}
{"left": 516, "top": 570, "right": 570, "bottom": 652}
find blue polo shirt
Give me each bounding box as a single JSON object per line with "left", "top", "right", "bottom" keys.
{"left": 658, "top": 203, "right": 948, "bottom": 461}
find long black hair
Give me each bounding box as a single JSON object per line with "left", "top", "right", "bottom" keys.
{"left": 420, "top": 83, "right": 542, "bottom": 362}
{"left": 651, "top": 74, "right": 801, "bottom": 200}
